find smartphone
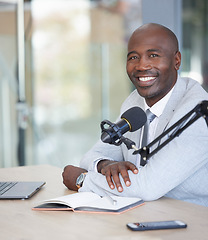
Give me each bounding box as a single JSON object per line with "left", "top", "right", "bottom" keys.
{"left": 127, "top": 220, "right": 187, "bottom": 231}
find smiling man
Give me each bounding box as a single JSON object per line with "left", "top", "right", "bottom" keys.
{"left": 62, "top": 23, "right": 208, "bottom": 207}
{"left": 126, "top": 23, "right": 181, "bottom": 107}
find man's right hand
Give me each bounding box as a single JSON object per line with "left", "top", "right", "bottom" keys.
{"left": 62, "top": 165, "right": 87, "bottom": 191}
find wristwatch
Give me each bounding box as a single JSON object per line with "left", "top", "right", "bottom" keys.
{"left": 76, "top": 172, "right": 87, "bottom": 189}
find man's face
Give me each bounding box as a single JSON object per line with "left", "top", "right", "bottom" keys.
{"left": 126, "top": 27, "right": 181, "bottom": 107}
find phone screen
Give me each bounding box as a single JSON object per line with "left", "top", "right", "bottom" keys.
{"left": 127, "top": 220, "right": 187, "bottom": 231}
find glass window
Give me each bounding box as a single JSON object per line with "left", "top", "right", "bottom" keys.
{"left": 31, "top": 0, "right": 141, "bottom": 167}
{"left": 0, "top": 2, "right": 18, "bottom": 167}
{"left": 182, "top": 0, "right": 208, "bottom": 91}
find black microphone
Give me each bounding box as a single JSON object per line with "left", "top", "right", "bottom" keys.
{"left": 101, "top": 107, "right": 147, "bottom": 144}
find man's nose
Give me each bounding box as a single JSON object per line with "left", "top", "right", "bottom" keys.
{"left": 135, "top": 57, "right": 152, "bottom": 71}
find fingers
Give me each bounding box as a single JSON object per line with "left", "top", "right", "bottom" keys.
{"left": 100, "top": 161, "right": 138, "bottom": 192}
{"left": 127, "top": 162, "right": 139, "bottom": 174}
{"left": 104, "top": 166, "right": 123, "bottom": 192}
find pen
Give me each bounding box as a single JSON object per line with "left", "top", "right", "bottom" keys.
{"left": 105, "top": 194, "right": 117, "bottom": 206}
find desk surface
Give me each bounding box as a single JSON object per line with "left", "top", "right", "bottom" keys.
{"left": 0, "top": 165, "right": 207, "bottom": 240}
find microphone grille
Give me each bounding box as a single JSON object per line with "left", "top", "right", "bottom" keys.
{"left": 121, "top": 107, "right": 147, "bottom": 132}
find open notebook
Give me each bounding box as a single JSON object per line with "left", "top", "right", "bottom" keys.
{"left": 0, "top": 181, "right": 45, "bottom": 199}
{"left": 33, "top": 192, "right": 144, "bottom": 214}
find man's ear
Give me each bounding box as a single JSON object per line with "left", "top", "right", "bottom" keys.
{"left": 174, "top": 51, "right": 181, "bottom": 70}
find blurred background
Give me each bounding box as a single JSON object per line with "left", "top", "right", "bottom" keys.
{"left": 0, "top": 0, "right": 207, "bottom": 168}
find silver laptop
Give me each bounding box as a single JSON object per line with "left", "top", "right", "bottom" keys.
{"left": 0, "top": 181, "right": 46, "bottom": 199}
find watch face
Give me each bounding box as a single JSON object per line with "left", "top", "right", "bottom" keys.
{"left": 76, "top": 173, "right": 86, "bottom": 188}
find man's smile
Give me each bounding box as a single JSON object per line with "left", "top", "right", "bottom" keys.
{"left": 133, "top": 75, "right": 158, "bottom": 87}
{"left": 139, "top": 76, "right": 156, "bottom": 82}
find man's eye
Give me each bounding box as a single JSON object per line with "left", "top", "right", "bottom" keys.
{"left": 150, "top": 54, "right": 159, "bottom": 58}
{"left": 128, "top": 56, "right": 138, "bottom": 60}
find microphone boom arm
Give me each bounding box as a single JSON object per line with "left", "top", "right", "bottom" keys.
{"left": 133, "top": 100, "right": 208, "bottom": 164}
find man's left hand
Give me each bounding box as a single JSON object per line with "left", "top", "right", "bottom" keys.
{"left": 98, "top": 160, "right": 138, "bottom": 192}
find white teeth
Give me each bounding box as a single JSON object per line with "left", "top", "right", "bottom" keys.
{"left": 139, "top": 77, "right": 156, "bottom": 82}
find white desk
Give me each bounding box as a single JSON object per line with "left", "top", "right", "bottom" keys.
{"left": 0, "top": 165, "right": 208, "bottom": 240}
